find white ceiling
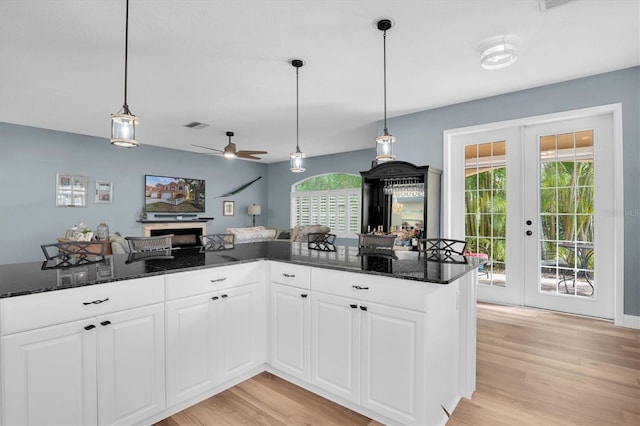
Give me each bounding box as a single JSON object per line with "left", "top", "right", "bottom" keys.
{"left": 1, "top": 0, "right": 638, "bottom": 163}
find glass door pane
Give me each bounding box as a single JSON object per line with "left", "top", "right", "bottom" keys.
{"left": 538, "top": 131, "right": 595, "bottom": 297}
{"left": 464, "top": 141, "right": 506, "bottom": 287}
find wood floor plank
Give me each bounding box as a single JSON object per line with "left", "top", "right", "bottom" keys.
{"left": 156, "top": 302, "right": 640, "bottom": 426}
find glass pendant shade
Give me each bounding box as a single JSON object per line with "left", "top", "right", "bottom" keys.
{"left": 375, "top": 130, "right": 396, "bottom": 162}
{"left": 111, "top": 113, "right": 139, "bottom": 147}
{"left": 290, "top": 149, "right": 306, "bottom": 173}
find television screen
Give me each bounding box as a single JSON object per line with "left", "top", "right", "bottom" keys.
{"left": 145, "top": 175, "right": 206, "bottom": 213}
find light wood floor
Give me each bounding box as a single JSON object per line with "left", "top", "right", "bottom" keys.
{"left": 155, "top": 302, "right": 640, "bottom": 426}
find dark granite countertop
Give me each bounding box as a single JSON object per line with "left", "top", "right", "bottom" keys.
{"left": 0, "top": 241, "right": 483, "bottom": 298}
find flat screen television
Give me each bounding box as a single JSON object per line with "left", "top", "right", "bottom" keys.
{"left": 145, "top": 175, "right": 206, "bottom": 213}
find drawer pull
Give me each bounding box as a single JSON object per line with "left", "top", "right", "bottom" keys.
{"left": 221, "top": 294, "right": 228, "bottom": 298}
{"left": 301, "top": 294, "right": 308, "bottom": 298}
{"left": 100, "top": 320, "right": 111, "bottom": 326}
{"left": 350, "top": 304, "right": 357, "bottom": 309}
{"left": 212, "top": 296, "right": 219, "bottom": 300}
{"left": 352, "top": 285, "right": 369, "bottom": 290}
{"left": 360, "top": 305, "right": 368, "bottom": 311}
{"left": 84, "top": 324, "right": 96, "bottom": 331}
{"left": 283, "top": 273, "right": 296, "bottom": 278}
{"left": 210, "top": 277, "right": 227, "bottom": 283}
{"left": 82, "top": 297, "right": 109, "bottom": 305}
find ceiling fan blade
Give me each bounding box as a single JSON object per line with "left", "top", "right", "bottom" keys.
{"left": 237, "top": 150, "right": 268, "bottom": 156}
{"left": 191, "top": 143, "right": 224, "bottom": 154}
{"left": 237, "top": 154, "right": 264, "bottom": 160}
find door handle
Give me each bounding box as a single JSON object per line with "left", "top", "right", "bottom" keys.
{"left": 526, "top": 230, "right": 533, "bottom": 236}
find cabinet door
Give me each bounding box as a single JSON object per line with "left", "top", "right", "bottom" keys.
{"left": 217, "top": 283, "right": 264, "bottom": 383}
{"left": 97, "top": 303, "right": 165, "bottom": 426}
{"left": 166, "top": 293, "right": 218, "bottom": 406}
{"left": 270, "top": 283, "right": 310, "bottom": 381}
{"left": 2, "top": 319, "right": 98, "bottom": 426}
{"left": 311, "top": 292, "right": 360, "bottom": 402}
{"left": 360, "top": 302, "right": 426, "bottom": 425}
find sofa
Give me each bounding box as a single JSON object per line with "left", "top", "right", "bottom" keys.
{"left": 225, "top": 225, "right": 331, "bottom": 244}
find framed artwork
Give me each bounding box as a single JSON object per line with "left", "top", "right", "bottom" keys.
{"left": 223, "top": 200, "right": 235, "bottom": 216}
{"left": 95, "top": 180, "right": 113, "bottom": 204}
{"left": 56, "top": 173, "right": 88, "bottom": 207}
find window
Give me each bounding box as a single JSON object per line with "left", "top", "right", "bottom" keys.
{"left": 291, "top": 173, "right": 361, "bottom": 238}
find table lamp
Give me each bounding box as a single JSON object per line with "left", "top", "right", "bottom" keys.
{"left": 248, "top": 204, "right": 261, "bottom": 227}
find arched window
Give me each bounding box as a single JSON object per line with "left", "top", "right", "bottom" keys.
{"left": 290, "top": 173, "right": 361, "bottom": 238}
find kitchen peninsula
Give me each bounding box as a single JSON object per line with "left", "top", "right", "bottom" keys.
{"left": 0, "top": 241, "right": 480, "bottom": 426}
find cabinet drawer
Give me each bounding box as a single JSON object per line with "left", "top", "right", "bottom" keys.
{"left": 311, "top": 268, "right": 436, "bottom": 312}
{"left": 165, "top": 263, "right": 260, "bottom": 300}
{"left": 270, "top": 262, "right": 311, "bottom": 289}
{"left": 1, "top": 276, "right": 164, "bottom": 335}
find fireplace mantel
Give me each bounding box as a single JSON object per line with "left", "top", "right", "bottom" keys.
{"left": 141, "top": 221, "right": 207, "bottom": 237}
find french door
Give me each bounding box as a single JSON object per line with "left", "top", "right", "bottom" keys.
{"left": 522, "top": 116, "right": 614, "bottom": 318}
{"left": 448, "top": 112, "right": 616, "bottom": 319}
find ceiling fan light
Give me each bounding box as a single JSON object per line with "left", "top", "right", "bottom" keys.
{"left": 480, "top": 37, "right": 518, "bottom": 70}
{"left": 290, "top": 149, "right": 306, "bottom": 173}
{"left": 375, "top": 130, "right": 396, "bottom": 162}
{"left": 110, "top": 113, "right": 139, "bottom": 147}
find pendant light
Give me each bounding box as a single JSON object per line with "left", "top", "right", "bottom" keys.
{"left": 375, "top": 18, "right": 395, "bottom": 162}
{"left": 289, "top": 59, "right": 306, "bottom": 173}
{"left": 111, "top": 0, "right": 140, "bottom": 148}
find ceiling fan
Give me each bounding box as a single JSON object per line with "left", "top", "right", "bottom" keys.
{"left": 192, "top": 131, "right": 267, "bottom": 160}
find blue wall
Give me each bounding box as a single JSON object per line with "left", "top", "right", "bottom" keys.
{"left": 0, "top": 123, "right": 268, "bottom": 264}
{"left": 267, "top": 67, "right": 639, "bottom": 316}
{"left": 1, "top": 67, "right": 637, "bottom": 315}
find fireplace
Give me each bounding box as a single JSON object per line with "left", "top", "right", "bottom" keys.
{"left": 142, "top": 221, "right": 207, "bottom": 248}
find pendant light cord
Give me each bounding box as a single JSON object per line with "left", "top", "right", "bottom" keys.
{"left": 123, "top": 0, "right": 131, "bottom": 114}
{"left": 382, "top": 28, "right": 388, "bottom": 134}
{"left": 296, "top": 65, "right": 300, "bottom": 152}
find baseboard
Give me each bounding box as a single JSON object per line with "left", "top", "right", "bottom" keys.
{"left": 622, "top": 314, "right": 640, "bottom": 329}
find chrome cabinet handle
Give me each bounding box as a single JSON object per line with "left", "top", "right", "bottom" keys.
{"left": 210, "top": 277, "right": 227, "bottom": 283}
{"left": 283, "top": 273, "right": 296, "bottom": 278}
{"left": 83, "top": 297, "right": 109, "bottom": 305}
{"left": 352, "top": 285, "right": 369, "bottom": 290}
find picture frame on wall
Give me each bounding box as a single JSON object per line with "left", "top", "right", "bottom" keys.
{"left": 56, "top": 173, "right": 88, "bottom": 207}
{"left": 95, "top": 180, "right": 113, "bottom": 204}
{"left": 223, "top": 200, "right": 234, "bottom": 216}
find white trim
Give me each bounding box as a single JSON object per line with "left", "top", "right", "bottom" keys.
{"left": 622, "top": 314, "right": 640, "bottom": 330}
{"left": 444, "top": 103, "right": 625, "bottom": 325}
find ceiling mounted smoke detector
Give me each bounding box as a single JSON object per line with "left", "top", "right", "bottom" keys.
{"left": 480, "top": 37, "right": 518, "bottom": 70}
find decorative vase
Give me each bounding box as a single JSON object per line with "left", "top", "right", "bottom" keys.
{"left": 95, "top": 220, "right": 110, "bottom": 241}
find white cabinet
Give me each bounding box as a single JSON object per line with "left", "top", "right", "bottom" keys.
{"left": 97, "top": 303, "right": 165, "bottom": 426}
{"left": 310, "top": 291, "right": 360, "bottom": 402}
{"left": 270, "top": 283, "right": 311, "bottom": 382}
{"left": 310, "top": 291, "right": 426, "bottom": 424}
{"left": 2, "top": 278, "right": 165, "bottom": 425}
{"left": 217, "top": 283, "right": 264, "bottom": 383}
{"left": 165, "top": 293, "right": 218, "bottom": 406}
{"left": 360, "top": 301, "right": 425, "bottom": 424}
{"left": 2, "top": 318, "right": 98, "bottom": 426}
{"left": 311, "top": 267, "right": 459, "bottom": 426}
{"left": 165, "top": 274, "right": 264, "bottom": 406}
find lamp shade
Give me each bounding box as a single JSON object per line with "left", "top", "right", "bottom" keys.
{"left": 248, "top": 205, "right": 261, "bottom": 216}
{"left": 290, "top": 151, "right": 306, "bottom": 173}
{"left": 111, "top": 113, "right": 140, "bottom": 147}
{"left": 375, "top": 130, "right": 396, "bottom": 162}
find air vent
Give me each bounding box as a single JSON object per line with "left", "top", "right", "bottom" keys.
{"left": 539, "top": 0, "right": 573, "bottom": 11}
{"left": 183, "top": 121, "right": 209, "bottom": 130}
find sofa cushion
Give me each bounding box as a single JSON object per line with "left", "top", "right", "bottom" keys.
{"left": 225, "top": 226, "right": 277, "bottom": 243}
{"left": 110, "top": 235, "right": 130, "bottom": 254}
{"left": 291, "top": 225, "right": 331, "bottom": 242}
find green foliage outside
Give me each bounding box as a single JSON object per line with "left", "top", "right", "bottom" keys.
{"left": 295, "top": 173, "right": 362, "bottom": 191}
{"left": 465, "top": 161, "right": 594, "bottom": 268}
